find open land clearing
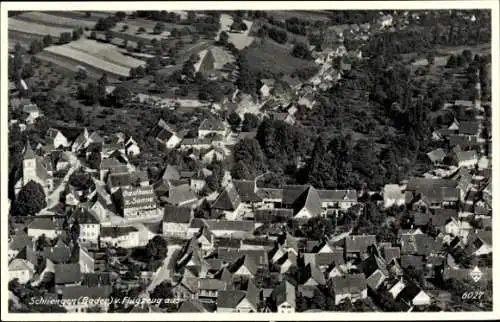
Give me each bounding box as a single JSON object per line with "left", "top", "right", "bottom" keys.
{"left": 243, "top": 39, "right": 317, "bottom": 75}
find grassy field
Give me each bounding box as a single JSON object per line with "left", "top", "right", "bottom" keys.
{"left": 8, "top": 18, "right": 74, "bottom": 37}
{"left": 15, "top": 11, "right": 96, "bottom": 29}
{"left": 243, "top": 38, "right": 316, "bottom": 75}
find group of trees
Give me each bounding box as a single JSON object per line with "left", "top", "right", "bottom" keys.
{"left": 257, "top": 25, "right": 288, "bottom": 44}
{"left": 291, "top": 42, "right": 313, "bottom": 60}
{"left": 231, "top": 138, "right": 265, "bottom": 180}
{"left": 12, "top": 181, "right": 47, "bottom": 216}
{"left": 230, "top": 12, "right": 248, "bottom": 32}
{"left": 134, "top": 10, "right": 182, "bottom": 24}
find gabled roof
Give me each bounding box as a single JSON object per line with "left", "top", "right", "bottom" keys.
{"left": 397, "top": 281, "right": 424, "bottom": 303}
{"left": 330, "top": 273, "right": 367, "bottom": 294}
{"left": 23, "top": 141, "right": 37, "bottom": 160}
{"left": 43, "top": 242, "right": 72, "bottom": 264}
{"left": 283, "top": 185, "right": 322, "bottom": 216}
{"left": 273, "top": 280, "right": 296, "bottom": 308}
{"left": 345, "top": 235, "right": 376, "bottom": 253}
{"left": 303, "top": 263, "right": 326, "bottom": 285}
{"left": 382, "top": 246, "right": 401, "bottom": 262}
{"left": 211, "top": 184, "right": 241, "bottom": 211}
{"left": 199, "top": 118, "right": 226, "bottom": 132}
{"left": 198, "top": 278, "right": 226, "bottom": 291}
{"left": 216, "top": 290, "right": 246, "bottom": 309}
{"left": 456, "top": 150, "right": 478, "bottom": 163}
{"left": 205, "top": 220, "right": 254, "bottom": 233}
{"left": 28, "top": 217, "right": 64, "bottom": 231}
{"left": 233, "top": 180, "right": 262, "bottom": 203}
{"left": 100, "top": 226, "right": 138, "bottom": 238}
{"left": 458, "top": 121, "right": 480, "bottom": 135}
{"left": 255, "top": 188, "right": 283, "bottom": 200}
{"left": 400, "top": 255, "right": 425, "bottom": 269}
{"left": 431, "top": 208, "right": 458, "bottom": 226}
{"left": 55, "top": 263, "right": 81, "bottom": 284}
{"left": 400, "top": 234, "right": 439, "bottom": 255}
{"left": 8, "top": 258, "right": 35, "bottom": 272}
{"left": 163, "top": 205, "right": 192, "bottom": 223}
{"left": 9, "top": 231, "right": 33, "bottom": 251}
{"left": 317, "top": 189, "right": 357, "bottom": 202}
{"left": 426, "top": 148, "right": 446, "bottom": 163}
{"left": 164, "top": 184, "right": 197, "bottom": 205}
{"left": 81, "top": 272, "right": 112, "bottom": 287}
{"left": 406, "top": 177, "right": 457, "bottom": 192}
{"left": 74, "top": 207, "right": 100, "bottom": 225}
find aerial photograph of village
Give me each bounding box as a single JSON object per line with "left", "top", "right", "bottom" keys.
{"left": 5, "top": 6, "right": 493, "bottom": 315}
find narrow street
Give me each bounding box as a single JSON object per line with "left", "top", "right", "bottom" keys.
{"left": 147, "top": 245, "right": 182, "bottom": 292}
{"left": 40, "top": 151, "right": 82, "bottom": 213}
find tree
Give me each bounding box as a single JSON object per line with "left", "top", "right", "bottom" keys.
{"left": 242, "top": 113, "right": 259, "bottom": 132}
{"left": 145, "top": 235, "right": 168, "bottom": 261}
{"left": 109, "top": 85, "right": 132, "bottom": 108}
{"left": 151, "top": 281, "right": 174, "bottom": 308}
{"left": 237, "top": 54, "right": 257, "bottom": 94}
{"left": 304, "top": 216, "right": 335, "bottom": 240}
{"left": 153, "top": 22, "right": 166, "bottom": 34}
{"left": 29, "top": 40, "right": 43, "bottom": 55}
{"left": 230, "top": 16, "right": 248, "bottom": 32}
{"left": 191, "top": 33, "right": 200, "bottom": 44}
{"left": 305, "top": 136, "right": 337, "bottom": 188}
{"left": 227, "top": 112, "right": 241, "bottom": 132}
{"left": 231, "top": 160, "right": 253, "bottom": 180}
{"left": 75, "top": 68, "right": 87, "bottom": 81}
{"left": 72, "top": 30, "right": 80, "bottom": 41}
{"left": 42, "top": 34, "right": 53, "bottom": 47}
{"left": 138, "top": 27, "right": 146, "bottom": 34}
{"left": 58, "top": 32, "right": 72, "bottom": 44}
{"left": 462, "top": 49, "right": 473, "bottom": 63}
{"left": 68, "top": 169, "right": 93, "bottom": 191}
{"left": 136, "top": 40, "right": 145, "bottom": 53}
{"left": 291, "top": 42, "right": 312, "bottom": 60}
{"left": 219, "top": 31, "right": 229, "bottom": 45}
{"left": 15, "top": 181, "right": 47, "bottom": 216}
{"left": 115, "top": 11, "right": 127, "bottom": 20}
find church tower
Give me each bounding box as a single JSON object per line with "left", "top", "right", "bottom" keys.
{"left": 23, "top": 141, "right": 37, "bottom": 185}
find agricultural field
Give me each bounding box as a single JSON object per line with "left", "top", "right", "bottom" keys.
{"left": 14, "top": 11, "right": 96, "bottom": 29}
{"left": 242, "top": 38, "right": 317, "bottom": 75}
{"left": 65, "top": 39, "right": 145, "bottom": 68}
{"left": 8, "top": 17, "right": 73, "bottom": 37}
{"left": 40, "top": 39, "right": 146, "bottom": 78}
{"left": 45, "top": 11, "right": 102, "bottom": 22}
